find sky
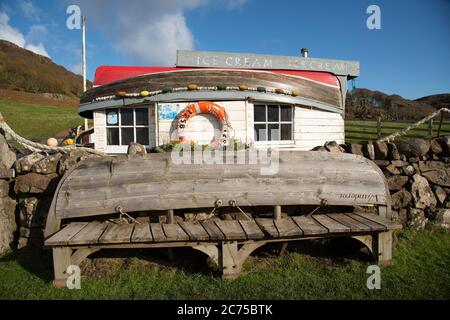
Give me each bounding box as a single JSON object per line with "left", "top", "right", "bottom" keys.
{"left": 0, "top": 0, "right": 449, "bottom": 99}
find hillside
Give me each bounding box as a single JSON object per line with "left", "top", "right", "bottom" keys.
{"left": 0, "top": 40, "right": 91, "bottom": 101}
{"left": 346, "top": 88, "right": 450, "bottom": 121}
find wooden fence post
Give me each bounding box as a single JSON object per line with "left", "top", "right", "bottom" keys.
{"left": 428, "top": 119, "right": 433, "bottom": 137}
{"left": 376, "top": 117, "right": 382, "bottom": 139}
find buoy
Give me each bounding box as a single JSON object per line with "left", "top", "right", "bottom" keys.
{"left": 116, "top": 91, "right": 127, "bottom": 97}
{"left": 291, "top": 91, "right": 300, "bottom": 97}
{"left": 187, "top": 83, "right": 198, "bottom": 90}
{"left": 257, "top": 86, "right": 266, "bottom": 92}
{"left": 162, "top": 86, "right": 172, "bottom": 93}
{"left": 275, "top": 88, "right": 284, "bottom": 94}
{"left": 65, "top": 138, "right": 74, "bottom": 145}
{"left": 140, "top": 90, "right": 149, "bottom": 97}
{"left": 217, "top": 85, "right": 227, "bottom": 90}
{"left": 47, "top": 137, "right": 58, "bottom": 147}
{"left": 239, "top": 84, "right": 248, "bottom": 91}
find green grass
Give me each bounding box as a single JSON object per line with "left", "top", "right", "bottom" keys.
{"left": 345, "top": 120, "right": 450, "bottom": 144}
{"left": 1, "top": 226, "right": 449, "bottom": 299}
{"left": 0, "top": 100, "right": 85, "bottom": 139}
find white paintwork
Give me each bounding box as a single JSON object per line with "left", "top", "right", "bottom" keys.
{"left": 94, "top": 101, "right": 345, "bottom": 153}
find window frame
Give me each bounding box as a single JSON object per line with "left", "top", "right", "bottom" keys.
{"left": 253, "top": 103, "right": 294, "bottom": 145}
{"left": 105, "top": 106, "right": 150, "bottom": 153}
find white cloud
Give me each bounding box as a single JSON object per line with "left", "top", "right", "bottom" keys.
{"left": 26, "top": 24, "right": 47, "bottom": 43}
{"left": 69, "top": 63, "right": 83, "bottom": 75}
{"left": 0, "top": 12, "right": 26, "bottom": 47}
{"left": 74, "top": 0, "right": 246, "bottom": 65}
{"left": 0, "top": 11, "right": 50, "bottom": 58}
{"left": 25, "top": 42, "right": 49, "bottom": 57}
{"left": 19, "top": 0, "right": 40, "bottom": 21}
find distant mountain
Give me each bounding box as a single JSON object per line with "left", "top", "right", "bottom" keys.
{"left": 0, "top": 40, "right": 91, "bottom": 99}
{"left": 346, "top": 88, "right": 450, "bottom": 121}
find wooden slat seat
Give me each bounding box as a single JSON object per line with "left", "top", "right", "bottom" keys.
{"left": 45, "top": 213, "right": 401, "bottom": 247}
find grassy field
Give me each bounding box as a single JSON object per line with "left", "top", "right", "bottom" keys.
{"left": 0, "top": 99, "right": 84, "bottom": 139}
{"left": 345, "top": 119, "right": 450, "bottom": 143}
{"left": 0, "top": 225, "right": 449, "bottom": 300}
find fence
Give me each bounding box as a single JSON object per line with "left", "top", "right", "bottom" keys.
{"left": 345, "top": 117, "right": 450, "bottom": 143}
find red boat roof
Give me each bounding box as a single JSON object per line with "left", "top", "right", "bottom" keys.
{"left": 93, "top": 66, "right": 340, "bottom": 87}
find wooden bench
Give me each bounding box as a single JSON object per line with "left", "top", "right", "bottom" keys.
{"left": 43, "top": 151, "right": 400, "bottom": 287}
{"left": 45, "top": 213, "right": 401, "bottom": 287}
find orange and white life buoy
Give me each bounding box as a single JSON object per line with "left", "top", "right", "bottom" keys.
{"left": 177, "top": 101, "right": 231, "bottom": 146}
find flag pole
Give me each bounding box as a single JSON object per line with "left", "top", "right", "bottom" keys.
{"left": 82, "top": 16, "right": 88, "bottom": 131}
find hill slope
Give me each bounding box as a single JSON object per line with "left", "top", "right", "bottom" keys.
{"left": 0, "top": 40, "right": 90, "bottom": 99}
{"left": 346, "top": 88, "right": 450, "bottom": 120}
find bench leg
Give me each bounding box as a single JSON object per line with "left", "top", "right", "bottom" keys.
{"left": 373, "top": 231, "right": 393, "bottom": 266}
{"left": 52, "top": 247, "right": 72, "bottom": 288}
{"left": 220, "top": 241, "right": 266, "bottom": 280}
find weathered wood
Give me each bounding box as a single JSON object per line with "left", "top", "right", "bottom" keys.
{"left": 52, "top": 247, "right": 72, "bottom": 288}
{"left": 312, "top": 215, "right": 350, "bottom": 233}
{"left": 98, "top": 223, "right": 135, "bottom": 244}
{"left": 274, "top": 206, "right": 282, "bottom": 220}
{"left": 238, "top": 220, "right": 265, "bottom": 239}
{"left": 44, "top": 222, "right": 88, "bottom": 246}
{"left": 53, "top": 151, "right": 389, "bottom": 220}
{"left": 215, "top": 220, "right": 247, "bottom": 240}
{"left": 150, "top": 223, "right": 166, "bottom": 242}
{"left": 201, "top": 221, "right": 226, "bottom": 240}
{"left": 274, "top": 218, "right": 303, "bottom": 237}
{"left": 68, "top": 222, "right": 108, "bottom": 245}
{"left": 255, "top": 218, "right": 279, "bottom": 237}
{"left": 329, "top": 213, "right": 372, "bottom": 232}
{"left": 373, "top": 231, "right": 393, "bottom": 266}
{"left": 352, "top": 213, "right": 402, "bottom": 230}
{"left": 179, "top": 222, "right": 210, "bottom": 241}
{"left": 131, "top": 223, "right": 153, "bottom": 242}
{"left": 167, "top": 210, "right": 174, "bottom": 224}
{"left": 162, "top": 223, "right": 190, "bottom": 241}
{"left": 345, "top": 213, "right": 386, "bottom": 231}
{"left": 291, "top": 215, "right": 328, "bottom": 235}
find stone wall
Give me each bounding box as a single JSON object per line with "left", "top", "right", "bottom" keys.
{"left": 314, "top": 138, "right": 450, "bottom": 229}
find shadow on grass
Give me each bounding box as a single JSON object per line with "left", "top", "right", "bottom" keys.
{"left": 0, "top": 248, "right": 54, "bottom": 283}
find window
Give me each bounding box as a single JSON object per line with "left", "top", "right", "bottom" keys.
{"left": 254, "top": 104, "right": 293, "bottom": 142}
{"left": 106, "top": 107, "right": 149, "bottom": 146}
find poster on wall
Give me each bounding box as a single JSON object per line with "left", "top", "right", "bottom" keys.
{"left": 158, "top": 103, "right": 184, "bottom": 120}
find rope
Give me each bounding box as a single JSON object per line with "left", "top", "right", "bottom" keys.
{"left": 377, "top": 108, "right": 450, "bottom": 142}
{"left": 0, "top": 112, "right": 105, "bottom": 156}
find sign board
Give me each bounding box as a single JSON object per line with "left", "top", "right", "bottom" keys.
{"left": 177, "top": 50, "right": 360, "bottom": 78}
{"left": 158, "top": 103, "right": 183, "bottom": 120}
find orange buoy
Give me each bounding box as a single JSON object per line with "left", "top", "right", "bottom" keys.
{"left": 116, "top": 91, "right": 127, "bottom": 97}
{"left": 239, "top": 84, "right": 248, "bottom": 91}
{"left": 275, "top": 88, "right": 284, "bottom": 94}
{"left": 177, "top": 101, "right": 231, "bottom": 146}
{"left": 291, "top": 90, "right": 300, "bottom": 97}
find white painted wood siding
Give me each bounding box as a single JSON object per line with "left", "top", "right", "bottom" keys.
{"left": 93, "top": 110, "right": 106, "bottom": 152}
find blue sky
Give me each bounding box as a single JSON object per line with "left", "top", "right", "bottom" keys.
{"left": 0, "top": 0, "right": 449, "bottom": 99}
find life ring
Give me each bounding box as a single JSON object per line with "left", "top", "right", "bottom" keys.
{"left": 177, "top": 101, "right": 231, "bottom": 146}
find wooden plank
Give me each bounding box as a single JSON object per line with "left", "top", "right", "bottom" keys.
{"left": 69, "top": 222, "right": 108, "bottom": 245}
{"left": 150, "top": 223, "right": 166, "bottom": 242}
{"left": 201, "top": 221, "right": 225, "bottom": 240}
{"left": 328, "top": 213, "right": 372, "bottom": 232}
{"left": 131, "top": 223, "right": 153, "bottom": 242}
{"left": 274, "top": 218, "right": 303, "bottom": 237}
{"left": 312, "top": 215, "right": 350, "bottom": 233}
{"left": 179, "top": 222, "right": 210, "bottom": 241}
{"left": 214, "top": 220, "right": 247, "bottom": 240}
{"left": 352, "top": 213, "right": 402, "bottom": 230}
{"left": 238, "top": 220, "right": 265, "bottom": 239}
{"left": 162, "top": 223, "right": 190, "bottom": 241}
{"left": 98, "top": 223, "right": 135, "bottom": 244}
{"left": 45, "top": 222, "right": 89, "bottom": 246}
{"left": 345, "top": 213, "right": 386, "bottom": 231}
{"left": 291, "top": 216, "right": 328, "bottom": 235}
{"left": 255, "top": 218, "right": 279, "bottom": 237}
